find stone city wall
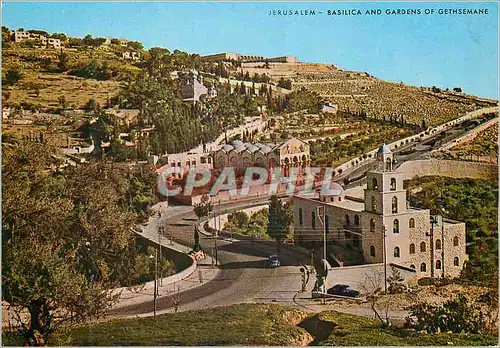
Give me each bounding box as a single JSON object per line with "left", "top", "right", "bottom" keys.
{"left": 398, "top": 159, "right": 498, "bottom": 181}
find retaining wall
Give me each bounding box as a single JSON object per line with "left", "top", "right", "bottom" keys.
{"left": 398, "top": 159, "right": 498, "bottom": 181}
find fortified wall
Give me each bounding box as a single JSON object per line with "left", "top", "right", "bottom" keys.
{"left": 398, "top": 159, "right": 498, "bottom": 181}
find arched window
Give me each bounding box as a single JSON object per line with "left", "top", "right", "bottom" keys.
{"left": 299, "top": 208, "right": 303, "bottom": 225}
{"left": 372, "top": 177, "right": 378, "bottom": 190}
{"left": 436, "top": 260, "right": 442, "bottom": 269}
{"left": 386, "top": 158, "right": 392, "bottom": 171}
{"left": 409, "top": 218, "right": 415, "bottom": 228}
{"left": 354, "top": 215, "right": 360, "bottom": 226}
{"left": 394, "top": 247, "right": 400, "bottom": 258}
{"left": 370, "top": 219, "right": 375, "bottom": 232}
{"left": 420, "top": 242, "right": 426, "bottom": 252}
{"left": 454, "top": 257, "right": 459, "bottom": 266}
{"left": 409, "top": 243, "right": 415, "bottom": 254}
{"left": 393, "top": 219, "right": 399, "bottom": 234}
{"left": 390, "top": 178, "right": 396, "bottom": 191}
{"left": 410, "top": 264, "right": 416, "bottom": 269}
{"left": 436, "top": 239, "right": 442, "bottom": 250}
{"left": 312, "top": 212, "right": 316, "bottom": 229}
{"left": 371, "top": 196, "right": 377, "bottom": 212}
{"left": 392, "top": 197, "right": 398, "bottom": 213}
{"left": 370, "top": 245, "right": 376, "bottom": 257}
{"left": 421, "top": 263, "right": 427, "bottom": 272}
{"left": 325, "top": 215, "right": 329, "bottom": 233}
{"left": 345, "top": 214, "right": 350, "bottom": 225}
{"left": 453, "top": 236, "right": 459, "bottom": 246}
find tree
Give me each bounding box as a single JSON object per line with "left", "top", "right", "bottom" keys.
{"left": 50, "top": 33, "right": 67, "bottom": 41}
{"left": 57, "top": 53, "right": 70, "bottom": 72}
{"left": 405, "top": 294, "right": 486, "bottom": 334}
{"left": 58, "top": 95, "right": 68, "bottom": 108}
{"left": 359, "top": 269, "right": 389, "bottom": 326}
{"left": 453, "top": 87, "right": 462, "bottom": 93}
{"left": 193, "top": 227, "right": 201, "bottom": 251}
{"left": 127, "top": 41, "right": 144, "bottom": 50}
{"left": 267, "top": 195, "right": 292, "bottom": 253}
{"left": 2, "top": 142, "right": 151, "bottom": 345}
{"left": 3, "top": 69, "right": 22, "bottom": 86}
{"left": 193, "top": 195, "right": 212, "bottom": 220}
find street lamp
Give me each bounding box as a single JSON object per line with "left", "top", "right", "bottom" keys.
{"left": 149, "top": 250, "right": 158, "bottom": 316}
{"left": 157, "top": 211, "right": 163, "bottom": 287}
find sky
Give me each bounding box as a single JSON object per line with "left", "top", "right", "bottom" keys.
{"left": 2, "top": 1, "right": 498, "bottom": 98}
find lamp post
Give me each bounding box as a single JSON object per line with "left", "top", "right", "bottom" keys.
{"left": 149, "top": 250, "right": 158, "bottom": 316}
{"left": 158, "top": 211, "right": 163, "bottom": 287}
{"left": 382, "top": 226, "right": 388, "bottom": 293}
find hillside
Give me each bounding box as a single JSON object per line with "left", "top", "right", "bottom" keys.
{"left": 2, "top": 304, "right": 496, "bottom": 346}
{"left": 242, "top": 62, "right": 497, "bottom": 127}
{"left": 2, "top": 47, "right": 139, "bottom": 109}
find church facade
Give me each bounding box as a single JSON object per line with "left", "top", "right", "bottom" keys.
{"left": 292, "top": 144, "right": 467, "bottom": 279}
{"left": 213, "top": 137, "right": 311, "bottom": 176}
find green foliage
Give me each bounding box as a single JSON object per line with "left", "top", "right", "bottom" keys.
{"left": 409, "top": 176, "right": 498, "bottom": 285}
{"left": 1, "top": 141, "right": 158, "bottom": 344}
{"left": 132, "top": 246, "right": 174, "bottom": 283}
{"left": 68, "top": 37, "right": 83, "bottom": 47}
{"left": 127, "top": 40, "right": 144, "bottom": 50}
{"left": 69, "top": 60, "right": 112, "bottom": 80}
{"left": 57, "top": 52, "right": 70, "bottom": 72}
{"left": 225, "top": 209, "right": 270, "bottom": 239}
{"left": 277, "top": 77, "right": 293, "bottom": 89}
{"left": 279, "top": 88, "right": 323, "bottom": 114}
{"left": 193, "top": 227, "right": 201, "bottom": 251}
{"left": 40, "top": 305, "right": 498, "bottom": 346}
{"left": 193, "top": 197, "right": 212, "bottom": 220}
{"left": 3, "top": 68, "right": 22, "bottom": 86}
{"left": 309, "top": 310, "right": 496, "bottom": 346}
{"left": 50, "top": 33, "right": 67, "bottom": 41}
{"left": 405, "top": 295, "right": 486, "bottom": 334}
{"left": 83, "top": 34, "right": 106, "bottom": 48}
{"left": 84, "top": 97, "right": 100, "bottom": 111}
{"left": 267, "top": 195, "right": 292, "bottom": 245}
{"left": 410, "top": 177, "right": 497, "bottom": 237}
{"left": 50, "top": 304, "right": 311, "bottom": 346}
{"left": 108, "top": 138, "right": 131, "bottom": 162}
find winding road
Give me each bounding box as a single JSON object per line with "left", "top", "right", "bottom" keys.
{"left": 107, "top": 106, "right": 497, "bottom": 318}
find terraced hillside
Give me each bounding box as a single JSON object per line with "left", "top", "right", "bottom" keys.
{"left": 242, "top": 62, "right": 497, "bottom": 128}
{"left": 2, "top": 47, "right": 140, "bottom": 109}
{"left": 294, "top": 69, "right": 492, "bottom": 127}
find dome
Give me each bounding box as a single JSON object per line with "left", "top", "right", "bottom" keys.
{"left": 321, "top": 182, "right": 345, "bottom": 196}
{"left": 232, "top": 140, "right": 244, "bottom": 146}
{"left": 254, "top": 143, "right": 265, "bottom": 149}
{"left": 377, "top": 143, "right": 392, "bottom": 154}
{"left": 259, "top": 145, "right": 272, "bottom": 154}
{"left": 234, "top": 144, "right": 246, "bottom": 153}
{"left": 245, "top": 144, "right": 259, "bottom": 153}
{"left": 222, "top": 144, "right": 234, "bottom": 152}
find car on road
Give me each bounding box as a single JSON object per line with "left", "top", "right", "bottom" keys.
{"left": 268, "top": 255, "right": 281, "bottom": 268}
{"left": 327, "top": 284, "right": 360, "bottom": 298}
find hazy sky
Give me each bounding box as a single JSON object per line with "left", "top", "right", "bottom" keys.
{"left": 2, "top": 2, "right": 498, "bottom": 98}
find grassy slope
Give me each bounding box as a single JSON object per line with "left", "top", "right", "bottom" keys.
{"left": 309, "top": 311, "right": 497, "bottom": 346}
{"left": 4, "top": 304, "right": 496, "bottom": 346}
{"left": 2, "top": 47, "right": 140, "bottom": 109}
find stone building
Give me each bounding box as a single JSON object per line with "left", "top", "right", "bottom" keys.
{"left": 213, "top": 138, "right": 310, "bottom": 176}
{"left": 180, "top": 70, "right": 209, "bottom": 103}
{"left": 12, "top": 31, "right": 61, "bottom": 48}
{"left": 292, "top": 144, "right": 467, "bottom": 279}
{"left": 201, "top": 52, "right": 297, "bottom": 64}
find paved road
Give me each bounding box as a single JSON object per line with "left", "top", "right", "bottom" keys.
{"left": 107, "top": 200, "right": 309, "bottom": 318}
{"left": 108, "top": 111, "right": 497, "bottom": 318}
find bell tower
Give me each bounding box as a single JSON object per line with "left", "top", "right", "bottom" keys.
{"left": 364, "top": 144, "right": 406, "bottom": 215}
